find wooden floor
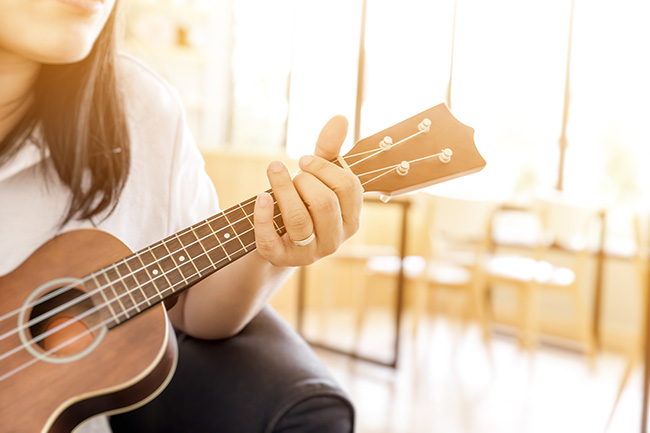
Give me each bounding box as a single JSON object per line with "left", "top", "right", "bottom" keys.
{"left": 304, "top": 311, "right": 645, "bottom": 433}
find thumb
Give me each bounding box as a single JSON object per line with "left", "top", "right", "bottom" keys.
{"left": 314, "top": 115, "right": 348, "bottom": 160}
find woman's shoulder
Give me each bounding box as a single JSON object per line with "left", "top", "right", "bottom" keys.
{"left": 116, "top": 51, "right": 185, "bottom": 124}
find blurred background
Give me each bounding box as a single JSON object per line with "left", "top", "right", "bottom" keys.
{"left": 121, "top": 0, "right": 650, "bottom": 432}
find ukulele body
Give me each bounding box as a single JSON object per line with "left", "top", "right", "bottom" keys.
{"left": 0, "top": 229, "right": 177, "bottom": 433}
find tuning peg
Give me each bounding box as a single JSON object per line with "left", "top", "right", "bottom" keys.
{"left": 380, "top": 195, "right": 392, "bottom": 203}
{"left": 439, "top": 148, "right": 452, "bottom": 163}
{"left": 418, "top": 118, "right": 431, "bottom": 132}
{"left": 379, "top": 136, "right": 393, "bottom": 150}
{"left": 396, "top": 161, "right": 410, "bottom": 176}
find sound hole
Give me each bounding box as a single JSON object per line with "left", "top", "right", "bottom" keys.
{"left": 28, "top": 288, "right": 101, "bottom": 357}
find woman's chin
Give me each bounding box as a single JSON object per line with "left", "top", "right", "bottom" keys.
{"left": 26, "top": 40, "right": 96, "bottom": 65}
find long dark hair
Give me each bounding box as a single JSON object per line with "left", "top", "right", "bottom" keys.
{"left": 0, "top": 6, "right": 131, "bottom": 224}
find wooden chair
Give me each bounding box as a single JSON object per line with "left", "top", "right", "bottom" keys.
{"left": 482, "top": 194, "right": 600, "bottom": 359}
{"left": 357, "top": 193, "right": 495, "bottom": 346}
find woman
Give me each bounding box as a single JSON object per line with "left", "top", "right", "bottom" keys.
{"left": 0, "top": 0, "right": 362, "bottom": 431}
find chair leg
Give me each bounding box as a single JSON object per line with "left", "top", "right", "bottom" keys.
{"left": 353, "top": 271, "right": 372, "bottom": 350}
{"left": 411, "top": 279, "right": 428, "bottom": 340}
{"left": 519, "top": 284, "right": 539, "bottom": 352}
{"left": 570, "top": 284, "right": 595, "bottom": 363}
{"left": 470, "top": 279, "right": 495, "bottom": 371}
{"left": 604, "top": 339, "right": 640, "bottom": 431}
{"left": 317, "top": 259, "right": 337, "bottom": 338}
{"left": 472, "top": 279, "right": 491, "bottom": 346}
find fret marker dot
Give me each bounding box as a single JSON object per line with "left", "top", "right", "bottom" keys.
{"left": 179, "top": 256, "right": 185, "bottom": 262}
{"left": 224, "top": 233, "right": 231, "bottom": 239}
{"left": 152, "top": 269, "right": 159, "bottom": 275}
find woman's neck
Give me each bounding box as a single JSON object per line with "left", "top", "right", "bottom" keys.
{"left": 0, "top": 49, "right": 40, "bottom": 142}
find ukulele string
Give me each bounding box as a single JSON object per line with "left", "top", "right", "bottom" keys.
{"left": 0, "top": 214, "right": 288, "bottom": 379}
{"left": 0, "top": 223, "right": 283, "bottom": 383}
{"left": 357, "top": 152, "right": 450, "bottom": 188}
{"left": 344, "top": 127, "right": 430, "bottom": 170}
{"left": 0, "top": 194, "right": 266, "bottom": 343}
{"left": 0, "top": 147, "right": 387, "bottom": 333}
{"left": 0, "top": 149, "right": 432, "bottom": 357}
{"left": 2, "top": 122, "right": 434, "bottom": 328}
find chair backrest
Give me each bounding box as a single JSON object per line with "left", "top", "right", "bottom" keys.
{"left": 487, "top": 193, "right": 602, "bottom": 271}
{"left": 534, "top": 194, "right": 602, "bottom": 253}
{"left": 488, "top": 204, "right": 542, "bottom": 251}
{"left": 417, "top": 193, "right": 496, "bottom": 262}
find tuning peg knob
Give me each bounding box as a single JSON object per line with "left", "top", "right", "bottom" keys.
{"left": 439, "top": 148, "right": 453, "bottom": 163}
{"left": 379, "top": 136, "right": 393, "bottom": 150}
{"left": 396, "top": 161, "right": 410, "bottom": 176}
{"left": 380, "top": 195, "right": 392, "bottom": 203}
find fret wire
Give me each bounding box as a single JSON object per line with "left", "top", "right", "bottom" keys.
{"left": 1, "top": 171, "right": 356, "bottom": 332}
{"left": 233, "top": 203, "right": 256, "bottom": 247}
{"left": 174, "top": 233, "right": 202, "bottom": 276}
{"left": 238, "top": 202, "right": 255, "bottom": 230}
{"left": 267, "top": 193, "right": 282, "bottom": 232}
{"left": 104, "top": 212, "right": 284, "bottom": 324}
{"left": 180, "top": 229, "right": 213, "bottom": 273}
{"left": 0, "top": 211, "right": 289, "bottom": 363}
{"left": 91, "top": 274, "right": 121, "bottom": 325}
{"left": 122, "top": 259, "right": 153, "bottom": 307}
{"left": 222, "top": 212, "right": 248, "bottom": 252}
{"left": 150, "top": 243, "right": 183, "bottom": 292}
{"left": 113, "top": 261, "right": 145, "bottom": 310}
{"left": 149, "top": 217, "right": 287, "bottom": 306}
{"left": 206, "top": 216, "right": 232, "bottom": 261}
{"left": 147, "top": 245, "right": 174, "bottom": 294}
{"left": 0, "top": 217, "right": 278, "bottom": 383}
{"left": 189, "top": 225, "right": 217, "bottom": 269}
{"left": 0, "top": 193, "right": 297, "bottom": 359}
{"left": 113, "top": 221, "right": 285, "bottom": 322}
{"left": 97, "top": 269, "right": 132, "bottom": 318}
{"left": 5, "top": 149, "right": 370, "bottom": 364}
{"left": 6, "top": 200, "right": 279, "bottom": 339}
{"left": 110, "top": 257, "right": 140, "bottom": 309}
{"left": 133, "top": 252, "right": 164, "bottom": 301}
{"left": 161, "top": 241, "right": 189, "bottom": 286}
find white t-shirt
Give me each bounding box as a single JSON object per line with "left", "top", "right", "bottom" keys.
{"left": 0, "top": 53, "right": 220, "bottom": 432}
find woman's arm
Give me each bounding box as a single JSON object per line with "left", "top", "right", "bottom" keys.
{"left": 167, "top": 115, "right": 364, "bottom": 339}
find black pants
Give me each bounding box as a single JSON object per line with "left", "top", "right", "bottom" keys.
{"left": 110, "top": 307, "right": 355, "bottom": 432}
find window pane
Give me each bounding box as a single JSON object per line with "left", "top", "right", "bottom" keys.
{"left": 285, "top": 0, "right": 363, "bottom": 158}
{"left": 564, "top": 0, "right": 650, "bottom": 204}
{"left": 361, "top": 0, "right": 455, "bottom": 137}
{"left": 448, "top": 0, "right": 571, "bottom": 198}
{"left": 231, "top": 0, "right": 294, "bottom": 152}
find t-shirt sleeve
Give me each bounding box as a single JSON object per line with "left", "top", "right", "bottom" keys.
{"left": 165, "top": 100, "right": 220, "bottom": 236}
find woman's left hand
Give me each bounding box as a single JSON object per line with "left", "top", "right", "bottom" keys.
{"left": 253, "top": 115, "right": 363, "bottom": 267}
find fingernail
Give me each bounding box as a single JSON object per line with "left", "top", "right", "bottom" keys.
{"left": 269, "top": 161, "right": 284, "bottom": 173}
{"left": 299, "top": 155, "right": 314, "bottom": 168}
{"left": 257, "top": 193, "right": 271, "bottom": 208}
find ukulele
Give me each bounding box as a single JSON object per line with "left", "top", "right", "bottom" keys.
{"left": 0, "top": 103, "right": 485, "bottom": 433}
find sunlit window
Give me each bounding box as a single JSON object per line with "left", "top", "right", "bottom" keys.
{"left": 230, "top": 0, "right": 294, "bottom": 152}
{"left": 284, "top": 0, "right": 363, "bottom": 158}
{"left": 564, "top": 0, "right": 650, "bottom": 205}
{"left": 361, "top": 0, "right": 454, "bottom": 136}
{"left": 125, "top": 0, "right": 650, "bottom": 205}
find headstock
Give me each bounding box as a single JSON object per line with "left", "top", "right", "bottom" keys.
{"left": 340, "top": 103, "right": 485, "bottom": 199}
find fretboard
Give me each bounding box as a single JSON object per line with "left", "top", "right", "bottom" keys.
{"left": 87, "top": 190, "right": 284, "bottom": 328}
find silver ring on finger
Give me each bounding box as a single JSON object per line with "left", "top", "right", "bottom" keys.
{"left": 291, "top": 231, "right": 315, "bottom": 247}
